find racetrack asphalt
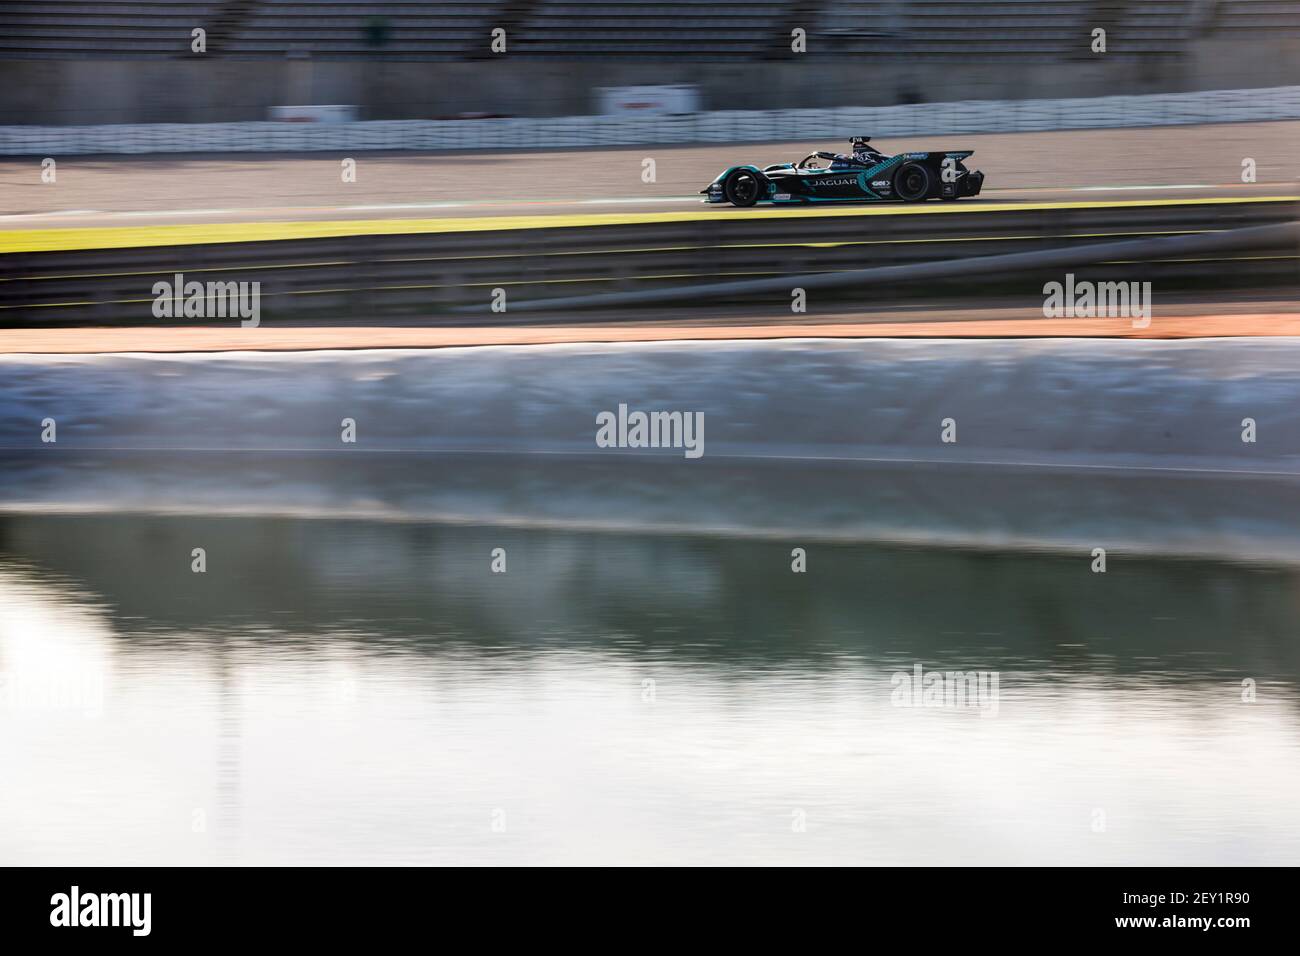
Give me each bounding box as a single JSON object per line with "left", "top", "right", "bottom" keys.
{"left": 3, "top": 121, "right": 1294, "bottom": 350}
{"left": 3, "top": 121, "right": 1297, "bottom": 234}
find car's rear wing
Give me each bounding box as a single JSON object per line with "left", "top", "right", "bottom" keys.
{"left": 903, "top": 150, "right": 975, "bottom": 164}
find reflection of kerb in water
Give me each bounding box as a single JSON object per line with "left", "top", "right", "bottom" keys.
{"left": 1, "top": 338, "right": 1298, "bottom": 561}
{"left": 2, "top": 338, "right": 1299, "bottom": 463}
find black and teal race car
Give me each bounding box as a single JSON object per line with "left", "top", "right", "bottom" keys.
{"left": 702, "top": 137, "right": 984, "bottom": 206}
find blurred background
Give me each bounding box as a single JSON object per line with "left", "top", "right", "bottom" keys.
{"left": 1, "top": 2, "right": 1298, "bottom": 867}
{"left": 2, "top": 2, "right": 1298, "bottom": 325}
{"left": 2, "top": 0, "right": 1299, "bottom": 123}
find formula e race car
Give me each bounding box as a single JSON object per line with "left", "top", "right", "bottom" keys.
{"left": 702, "top": 137, "right": 985, "bottom": 206}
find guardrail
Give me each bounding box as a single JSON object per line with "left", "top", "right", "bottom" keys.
{"left": 2, "top": 85, "right": 1299, "bottom": 155}
{"left": 485, "top": 220, "right": 1300, "bottom": 313}
{"left": 2, "top": 199, "right": 1295, "bottom": 325}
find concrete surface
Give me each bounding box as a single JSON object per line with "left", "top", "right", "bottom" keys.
{"left": 4, "top": 305, "right": 1300, "bottom": 354}
{"left": 3, "top": 40, "right": 1298, "bottom": 124}
{"left": 2, "top": 337, "right": 1298, "bottom": 562}
{"left": 3, "top": 122, "right": 1297, "bottom": 227}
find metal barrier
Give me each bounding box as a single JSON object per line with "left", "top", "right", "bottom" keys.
{"left": 2, "top": 199, "right": 1295, "bottom": 324}
{"left": 3, "top": 85, "right": 1299, "bottom": 155}
{"left": 484, "top": 220, "right": 1300, "bottom": 313}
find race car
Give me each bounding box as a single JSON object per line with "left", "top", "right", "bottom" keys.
{"left": 702, "top": 136, "right": 984, "bottom": 206}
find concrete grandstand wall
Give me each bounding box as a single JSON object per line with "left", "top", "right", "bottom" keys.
{"left": 2, "top": 85, "right": 1298, "bottom": 155}
{"left": 2, "top": 31, "right": 1299, "bottom": 124}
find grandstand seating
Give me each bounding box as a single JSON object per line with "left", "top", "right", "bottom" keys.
{"left": 1, "top": 0, "right": 1297, "bottom": 60}
{"left": 1213, "top": 0, "right": 1300, "bottom": 35}
{"left": 821, "top": 1, "right": 1084, "bottom": 56}
{"left": 0, "top": 2, "right": 216, "bottom": 58}
{"left": 222, "top": 1, "right": 494, "bottom": 58}
{"left": 819, "top": 1, "right": 1201, "bottom": 57}
{"left": 510, "top": 1, "right": 789, "bottom": 58}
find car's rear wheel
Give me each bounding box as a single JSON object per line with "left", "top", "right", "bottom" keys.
{"left": 723, "top": 169, "right": 764, "bottom": 207}
{"left": 893, "top": 162, "right": 932, "bottom": 202}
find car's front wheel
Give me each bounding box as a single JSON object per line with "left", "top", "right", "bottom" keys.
{"left": 893, "top": 162, "right": 932, "bottom": 202}
{"left": 723, "top": 168, "right": 764, "bottom": 207}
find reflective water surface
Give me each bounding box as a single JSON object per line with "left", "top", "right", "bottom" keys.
{"left": 2, "top": 513, "right": 1299, "bottom": 865}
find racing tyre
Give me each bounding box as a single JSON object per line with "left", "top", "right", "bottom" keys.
{"left": 723, "top": 168, "right": 764, "bottom": 207}
{"left": 893, "top": 162, "right": 932, "bottom": 203}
